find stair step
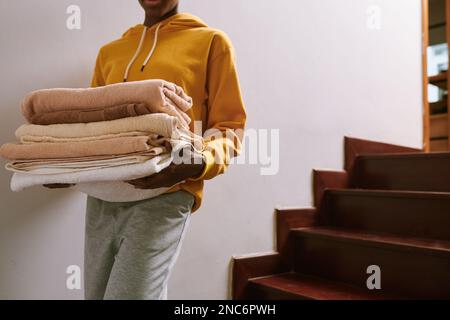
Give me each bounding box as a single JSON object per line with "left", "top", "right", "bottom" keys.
{"left": 247, "top": 272, "right": 401, "bottom": 300}
{"left": 320, "top": 189, "right": 450, "bottom": 241}
{"left": 350, "top": 152, "right": 450, "bottom": 192}
{"left": 293, "top": 227, "right": 450, "bottom": 257}
{"left": 292, "top": 227, "right": 450, "bottom": 299}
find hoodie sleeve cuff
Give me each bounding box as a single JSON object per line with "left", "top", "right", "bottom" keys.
{"left": 188, "top": 149, "right": 215, "bottom": 181}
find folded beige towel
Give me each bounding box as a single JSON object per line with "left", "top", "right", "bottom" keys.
{"left": 21, "top": 79, "right": 192, "bottom": 128}
{"left": 0, "top": 136, "right": 162, "bottom": 160}
{"left": 20, "top": 132, "right": 161, "bottom": 144}
{"left": 15, "top": 113, "right": 204, "bottom": 150}
{"left": 16, "top": 113, "right": 177, "bottom": 140}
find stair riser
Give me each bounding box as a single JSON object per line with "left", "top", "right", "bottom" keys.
{"left": 245, "top": 283, "right": 307, "bottom": 300}
{"left": 293, "top": 235, "right": 450, "bottom": 299}
{"left": 232, "top": 253, "right": 290, "bottom": 299}
{"left": 321, "top": 192, "right": 450, "bottom": 240}
{"left": 351, "top": 157, "right": 450, "bottom": 192}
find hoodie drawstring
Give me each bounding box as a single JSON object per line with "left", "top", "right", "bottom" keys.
{"left": 123, "top": 22, "right": 162, "bottom": 82}
{"left": 141, "top": 22, "right": 162, "bottom": 72}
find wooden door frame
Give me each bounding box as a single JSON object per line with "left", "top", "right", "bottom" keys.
{"left": 423, "top": 0, "right": 450, "bottom": 151}
{"left": 422, "top": 0, "right": 430, "bottom": 151}
{"left": 447, "top": 0, "right": 450, "bottom": 149}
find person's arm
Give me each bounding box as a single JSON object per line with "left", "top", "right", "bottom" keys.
{"left": 90, "top": 49, "right": 106, "bottom": 88}
{"left": 189, "top": 31, "right": 247, "bottom": 181}
{"left": 128, "top": 31, "right": 246, "bottom": 189}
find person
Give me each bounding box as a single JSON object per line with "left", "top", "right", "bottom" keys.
{"left": 48, "top": 0, "right": 246, "bottom": 299}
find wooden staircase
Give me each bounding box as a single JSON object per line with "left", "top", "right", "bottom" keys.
{"left": 232, "top": 137, "right": 450, "bottom": 300}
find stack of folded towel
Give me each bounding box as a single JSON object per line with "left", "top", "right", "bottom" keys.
{"left": 0, "top": 79, "right": 204, "bottom": 202}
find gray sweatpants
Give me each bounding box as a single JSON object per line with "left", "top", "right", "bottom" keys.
{"left": 84, "top": 190, "right": 194, "bottom": 300}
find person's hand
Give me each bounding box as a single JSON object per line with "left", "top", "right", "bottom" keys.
{"left": 126, "top": 161, "right": 205, "bottom": 189}
{"left": 43, "top": 183, "right": 75, "bottom": 189}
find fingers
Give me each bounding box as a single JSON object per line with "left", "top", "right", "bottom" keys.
{"left": 132, "top": 175, "right": 168, "bottom": 189}
{"left": 125, "top": 177, "right": 149, "bottom": 187}
{"left": 124, "top": 164, "right": 192, "bottom": 189}
{"left": 126, "top": 176, "right": 161, "bottom": 189}
{"left": 125, "top": 172, "right": 175, "bottom": 189}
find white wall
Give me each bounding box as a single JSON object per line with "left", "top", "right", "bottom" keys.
{"left": 0, "top": 0, "right": 423, "bottom": 299}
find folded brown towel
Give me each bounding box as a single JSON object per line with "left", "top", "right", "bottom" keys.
{"left": 21, "top": 79, "right": 192, "bottom": 128}
{"left": 0, "top": 136, "right": 161, "bottom": 160}
{"left": 29, "top": 102, "right": 151, "bottom": 125}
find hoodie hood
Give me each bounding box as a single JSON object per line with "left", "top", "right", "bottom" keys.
{"left": 122, "top": 13, "right": 208, "bottom": 82}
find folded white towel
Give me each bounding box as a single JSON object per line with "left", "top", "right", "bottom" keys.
{"left": 74, "top": 147, "right": 203, "bottom": 202}
{"left": 10, "top": 153, "right": 171, "bottom": 191}
{"left": 10, "top": 140, "right": 191, "bottom": 192}
{"left": 5, "top": 153, "right": 158, "bottom": 174}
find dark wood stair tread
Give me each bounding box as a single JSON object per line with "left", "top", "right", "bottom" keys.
{"left": 293, "top": 227, "right": 450, "bottom": 257}
{"left": 327, "top": 188, "right": 450, "bottom": 200}
{"left": 356, "top": 151, "right": 450, "bottom": 159}
{"left": 249, "top": 272, "right": 400, "bottom": 300}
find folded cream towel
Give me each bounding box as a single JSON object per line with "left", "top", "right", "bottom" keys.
{"left": 21, "top": 79, "right": 192, "bottom": 128}
{"left": 14, "top": 113, "right": 204, "bottom": 151}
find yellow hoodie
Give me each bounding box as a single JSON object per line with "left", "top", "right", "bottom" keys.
{"left": 91, "top": 12, "right": 246, "bottom": 212}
